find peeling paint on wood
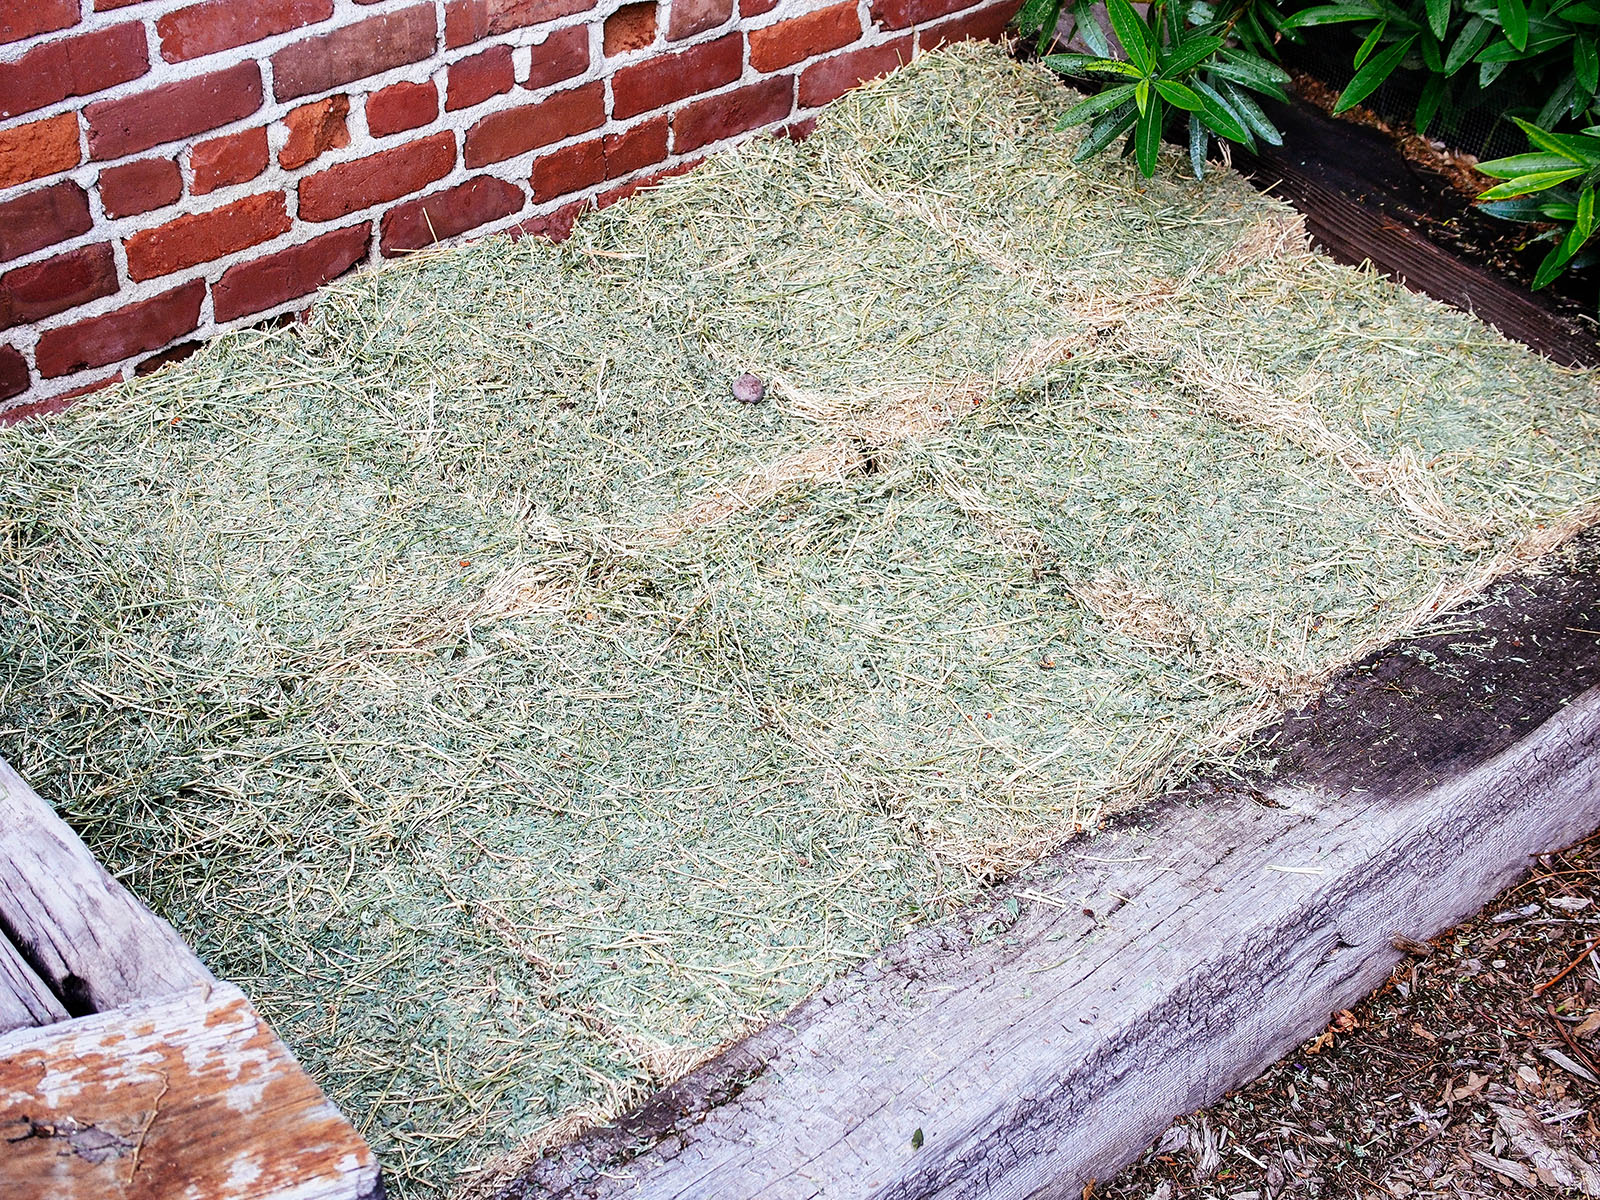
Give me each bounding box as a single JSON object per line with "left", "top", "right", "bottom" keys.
{"left": 0, "top": 983, "right": 382, "bottom": 1200}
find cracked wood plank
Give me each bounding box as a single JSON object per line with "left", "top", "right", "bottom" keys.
{"left": 500, "top": 535, "right": 1600, "bottom": 1200}
{"left": 0, "top": 935, "right": 67, "bottom": 1035}
{"left": 0, "top": 757, "right": 211, "bottom": 1015}
{"left": 0, "top": 981, "right": 382, "bottom": 1200}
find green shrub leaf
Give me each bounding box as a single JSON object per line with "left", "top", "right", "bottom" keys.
{"left": 1071, "top": 0, "right": 1115, "bottom": 56}
{"left": 1425, "top": 0, "right": 1451, "bottom": 38}
{"left": 1477, "top": 151, "right": 1587, "bottom": 177}
{"left": 1134, "top": 92, "right": 1164, "bottom": 175}
{"left": 1415, "top": 72, "right": 1445, "bottom": 132}
{"left": 1043, "top": 54, "right": 1143, "bottom": 78}
{"left": 1533, "top": 222, "right": 1587, "bottom": 288}
{"left": 1333, "top": 35, "right": 1418, "bottom": 112}
{"left": 1155, "top": 79, "right": 1206, "bottom": 110}
{"left": 1220, "top": 80, "right": 1284, "bottom": 144}
{"left": 1159, "top": 34, "right": 1225, "bottom": 77}
{"left": 1444, "top": 16, "right": 1491, "bottom": 73}
{"left": 1191, "top": 77, "right": 1254, "bottom": 144}
{"left": 1577, "top": 37, "right": 1600, "bottom": 95}
{"left": 1498, "top": 0, "right": 1528, "bottom": 51}
{"left": 1209, "top": 48, "right": 1292, "bottom": 99}
{"left": 1057, "top": 84, "right": 1140, "bottom": 128}
{"left": 1073, "top": 101, "right": 1139, "bottom": 161}
{"left": 1106, "top": 0, "right": 1155, "bottom": 74}
{"left": 1354, "top": 21, "right": 1390, "bottom": 67}
{"left": 1280, "top": 3, "right": 1379, "bottom": 28}
{"left": 1189, "top": 111, "right": 1209, "bottom": 179}
{"left": 1476, "top": 167, "right": 1585, "bottom": 199}
{"left": 1513, "top": 116, "right": 1600, "bottom": 165}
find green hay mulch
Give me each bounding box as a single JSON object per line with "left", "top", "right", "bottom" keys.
{"left": 2, "top": 42, "right": 1597, "bottom": 1198}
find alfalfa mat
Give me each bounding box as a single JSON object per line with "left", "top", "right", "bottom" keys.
{"left": 2, "top": 41, "right": 1596, "bottom": 1198}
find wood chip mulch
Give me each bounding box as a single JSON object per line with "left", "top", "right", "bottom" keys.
{"left": 1097, "top": 829, "right": 1600, "bottom": 1200}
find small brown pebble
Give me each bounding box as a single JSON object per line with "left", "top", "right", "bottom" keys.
{"left": 732, "top": 372, "right": 765, "bottom": 404}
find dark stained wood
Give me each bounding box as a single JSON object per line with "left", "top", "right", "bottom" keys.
{"left": 0, "top": 757, "right": 212, "bottom": 1015}
{"left": 1234, "top": 102, "right": 1600, "bottom": 369}
{"left": 0, "top": 982, "right": 383, "bottom": 1200}
{"left": 492, "top": 533, "right": 1600, "bottom": 1200}
{"left": 0, "top": 936, "right": 68, "bottom": 1035}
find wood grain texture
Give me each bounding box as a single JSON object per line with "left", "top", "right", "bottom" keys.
{"left": 0, "top": 757, "right": 211, "bottom": 1015}
{"left": 0, "top": 935, "right": 68, "bottom": 1035}
{"left": 498, "top": 537, "right": 1600, "bottom": 1199}
{"left": 0, "top": 982, "right": 383, "bottom": 1200}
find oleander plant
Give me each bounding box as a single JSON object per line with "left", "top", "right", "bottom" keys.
{"left": 1021, "top": 0, "right": 1600, "bottom": 295}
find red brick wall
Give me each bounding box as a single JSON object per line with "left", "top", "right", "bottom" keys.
{"left": 0, "top": 0, "right": 1020, "bottom": 418}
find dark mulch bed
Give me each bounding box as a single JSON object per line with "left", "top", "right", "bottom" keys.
{"left": 1098, "top": 830, "right": 1600, "bottom": 1200}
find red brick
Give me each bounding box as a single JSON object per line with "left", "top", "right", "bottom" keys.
{"left": 0, "top": 344, "right": 27, "bottom": 401}
{"left": 871, "top": 0, "right": 969, "bottom": 29}
{"left": 447, "top": 44, "right": 514, "bottom": 110}
{"left": 463, "top": 82, "right": 604, "bottom": 167}
{"left": 510, "top": 198, "right": 583, "bottom": 243}
{"left": 749, "top": 2, "right": 860, "bottom": 72}
{"left": 595, "top": 158, "right": 694, "bottom": 207}
{"left": 213, "top": 221, "right": 370, "bottom": 320}
{"left": 279, "top": 95, "right": 350, "bottom": 169}
{"left": 797, "top": 37, "right": 912, "bottom": 107}
{"left": 366, "top": 79, "right": 438, "bottom": 136}
{"left": 191, "top": 126, "right": 270, "bottom": 193}
{"left": 124, "top": 193, "right": 292, "bottom": 281}
{"left": 605, "top": 2, "right": 656, "bottom": 55}
{"left": 673, "top": 76, "right": 791, "bottom": 153}
{"left": 35, "top": 282, "right": 205, "bottom": 378}
{"left": 530, "top": 138, "right": 603, "bottom": 202}
{"left": 135, "top": 339, "right": 203, "bottom": 375}
{"left": 611, "top": 33, "right": 740, "bottom": 120}
{"left": 95, "top": 0, "right": 146, "bottom": 9}
{"left": 1, "top": 0, "right": 76, "bottom": 45}
{"left": 666, "top": 0, "right": 731, "bottom": 40}
{"left": 741, "top": 0, "right": 779, "bottom": 14}
{"left": 0, "top": 24, "right": 148, "bottom": 120}
{"left": 299, "top": 130, "right": 456, "bottom": 220}
{"left": 603, "top": 115, "right": 667, "bottom": 178}
{"left": 0, "top": 371, "right": 121, "bottom": 423}
{"left": 0, "top": 244, "right": 119, "bottom": 331}
{"left": 99, "top": 158, "right": 182, "bottom": 218}
{"left": 271, "top": 5, "right": 437, "bottom": 102}
{"left": 519, "top": 117, "right": 667, "bottom": 201}
{"left": 86, "top": 62, "right": 263, "bottom": 159}
{"left": 379, "top": 176, "right": 524, "bottom": 255}
{"left": 157, "top": 0, "right": 331, "bottom": 63}
{"left": 0, "top": 182, "right": 92, "bottom": 263}
{"left": 444, "top": 0, "right": 594, "bottom": 47}
{"left": 917, "top": 0, "right": 1019, "bottom": 49}
{"left": 525, "top": 26, "right": 589, "bottom": 91}
{"left": 0, "top": 115, "right": 82, "bottom": 190}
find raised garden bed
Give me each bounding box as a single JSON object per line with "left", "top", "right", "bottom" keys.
{"left": 494, "top": 529, "right": 1600, "bottom": 1199}
{"left": 2, "top": 41, "right": 1597, "bottom": 1200}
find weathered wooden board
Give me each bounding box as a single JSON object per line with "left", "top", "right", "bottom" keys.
{"left": 0, "top": 936, "right": 68, "bottom": 1035}
{"left": 496, "top": 536, "right": 1600, "bottom": 1199}
{"left": 0, "top": 981, "right": 383, "bottom": 1200}
{"left": 0, "top": 757, "right": 211, "bottom": 1015}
